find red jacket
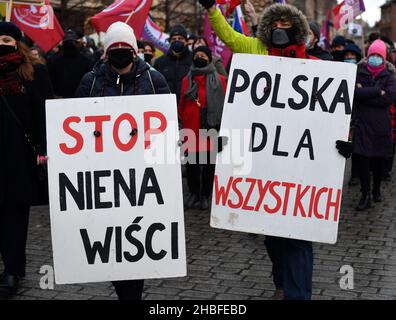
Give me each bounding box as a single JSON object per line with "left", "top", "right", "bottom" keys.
{"left": 179, "top": 73, "right": 227, "bottom": 152}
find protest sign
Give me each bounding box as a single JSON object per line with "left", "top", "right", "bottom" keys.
{"left": 211, "top": 54, "right": 357, "bottom": 244}
{"left": 46, "top": 94, "right": 186, "bottom": 284}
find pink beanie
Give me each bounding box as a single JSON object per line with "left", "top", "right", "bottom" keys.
{"left": 368, "top": 39, "right": 387, "bottom": 61}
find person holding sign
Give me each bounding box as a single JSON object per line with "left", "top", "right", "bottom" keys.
{"left": 352, "top": 40, "right": 396, "bottom": 211}
{"left": 76, "top": 22, "right": 170, "bottom": 300}
{"left": 0, "top": 22, "right": 53, "bottom": 298}
{"left": 179, "top": 45, "right": 227, "bottom": 210}
{"left": 199, "top": 0, "right": 352, "bottom": 300}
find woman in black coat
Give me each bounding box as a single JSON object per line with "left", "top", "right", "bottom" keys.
{"left": 0, "top": 22, "right": 53, "bottom": 297}
{"left": 353, "top": 40, "right": 396, "bottom": 211}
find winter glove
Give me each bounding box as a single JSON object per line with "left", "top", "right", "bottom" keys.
{"left": 336, "top": 140, "right": 353, "bottom": 159}
{"left": 218, "top": 136, "right": 229, "bottom": 153}
{"left": 199, "top": 0, "right": 216, "bottom": 9}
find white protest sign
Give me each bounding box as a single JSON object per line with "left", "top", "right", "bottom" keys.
{"left": 46, "top": 94, "right": 186, "bottom": 284}
{"left": 210, "top": 54, "right": 357, "bottom": 244}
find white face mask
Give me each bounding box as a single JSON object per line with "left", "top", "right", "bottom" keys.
{"left": 188, "top": 44, "right": 193, "bottom": 52}
{"left": 137, "top": 53, "right": 144, "bottom": 60}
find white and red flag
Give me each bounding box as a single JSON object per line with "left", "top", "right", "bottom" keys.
{"left": 90, "top": 0, "right": 152, "bottom": 37}
{"left": 11, "top": 0, "right": 64, "bottom": 52}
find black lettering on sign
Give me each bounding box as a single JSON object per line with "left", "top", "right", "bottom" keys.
{"left": 251, "top": 71, "right": 271, "bottom": 106}
{"left": 80, "top": 227, "right": 113, "bottom": 264}
{"left": 114, "top": 169, "right": 136, "bottom": 208}
{"left": 228, "top": 69, "right": 250, "bottom": 103}
{"left": 138, "top": 168, "right": 164, "bottom": 206}
{"left": 294, "top": 129, "right": 315, "bottom": 160}
{"left": 145, "top": 223, "right": 167, "bottom": 260}
{"left": 289, "top": 75, "right": 309, "bottom": 110}
{"left": 273, "top": 126, "right": 289, "bottom": 157}
{"left": 124, "top": 221, "right": 145, "bottom": 262}
{"left": 94, "top": 170, "right": 112, "bottom": 209}
{"left": 250, "top": 123, "right": 268, "bottom": 152}
{"left": 329, "top": 80, "right": 352, "bottom": 115}
{"left": 271, "top": 74, "right": 285, "bottom": 109}
{"left": 59, "top": 172, "right": 84, "bottom": 211}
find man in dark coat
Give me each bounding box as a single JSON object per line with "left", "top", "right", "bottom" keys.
{"left": 76, "top": 21, "right": 170, "bottom": 301}
{"left": 353, "top": 40, "right": 396, "bottom": 210}
{"left": 47, "top": 29, "right": 93, "bottom": 98}
{"left": 153, "top": 25, "right": 192, "bottom": 102}
{"left": 306, "top": 21, "right": 333, "bottom": 61}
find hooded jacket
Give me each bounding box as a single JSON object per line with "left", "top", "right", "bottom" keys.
{"left": 208, "top": 3, "right": 313, "bottom": 59}
{"left": 76, "top": 58, "right": 170, "bottom": 97}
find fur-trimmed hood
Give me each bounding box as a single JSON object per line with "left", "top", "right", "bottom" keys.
{"left": 257, "top": 3, "right": 310, "bottom": 48}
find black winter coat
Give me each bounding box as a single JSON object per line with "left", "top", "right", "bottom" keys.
{"left": 48, "top": 52, "right": 93, "bottom": 98}
{"left": 353, "top": 63, "right": 396, "bottom": 158}
{"left": 153, "top": 49, "right": 192, "bottom": 102}
{"left": 307, "top": 46, "right": 334, "bottom": 61}
{"left": 76, "top": 59, "right": 170, "bottom": 97}
{"left": 0, "top": 64, "right": 54, "bottom": 205}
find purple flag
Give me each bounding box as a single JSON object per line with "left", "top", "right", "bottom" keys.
{"left": 204, "top": 5, "right": 232, "bottom": 68}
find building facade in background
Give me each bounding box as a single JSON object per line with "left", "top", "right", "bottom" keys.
{"left": 378, "top": 0, "right": 396, "bottom": 43}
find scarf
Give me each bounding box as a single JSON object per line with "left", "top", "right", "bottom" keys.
{"left": 184, "top": 63, "right": 225, "bottom": 129}
{"left": 0, "top": 52, "right": 25, "bottom": 96}
{"left": 367, "top": 63, "right": 386, "bottom": 79}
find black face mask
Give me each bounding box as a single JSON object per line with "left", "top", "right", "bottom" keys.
{"left": 193, "top": 58, "right": 209, "bottom": 68}
{"left": 271, "top": 27, "right": 299, "bottom": 49}
{"left": 108, "top": 48, "right": 134, "bottom": 69}
{"left": 0, "top": 44, "right": 17, "bottom": 57}
{"left": 144, "top": 53, "right": 153, "bottom": 63}
{"left": 170, "top": 41, "right": 186, "bottom": 55}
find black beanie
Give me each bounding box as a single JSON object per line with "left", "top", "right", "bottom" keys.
{"left": 169, "top": 25, "right": 188, "bottom": 40}
{"left": 193, "top": 45, "right": 212, "bottom": 62}
{"left": 0, "top": 22, "right": 22, "bottom": 41}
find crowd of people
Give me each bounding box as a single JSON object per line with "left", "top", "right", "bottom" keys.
{"left": 1, "top": 0, "right": 395, "bottom": 301}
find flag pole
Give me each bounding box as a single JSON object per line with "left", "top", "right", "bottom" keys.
{"left": 125, "top": 9, "right": 135, "bottom": 24}
{"left": 6, "top": 0, "right": 13, "bottom": 22}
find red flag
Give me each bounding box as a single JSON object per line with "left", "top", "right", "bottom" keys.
{"left": 91, "top": 0, "right": 152, "bottom": 37}
{"left": 11, "top": 0, "right": 64, "bottom": 53}
{"left": 216, "top": 0, "right": 241, "bottom": 17}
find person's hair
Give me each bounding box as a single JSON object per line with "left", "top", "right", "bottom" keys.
{"left": 16, "top": 41, "right": 36, "bottom": 81}
{"left": 192, "top": 36, "right": 209, "bottom": 49}
{"left": 142, "top": 40, "right": 155, "bottom": 52}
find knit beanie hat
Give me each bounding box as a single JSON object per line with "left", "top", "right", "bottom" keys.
{"left": 331, "top": 35, "right": 346, "bottom": 48}
{"left": 104, "top": 22, "right": 138, "bottom": 54}
{"left": 368, "top": 39, "right": 387, "bottom": 61}
{"left": 0, "top": 22, "right": 22, "bottom": 41}
{"left": 169, "top": 25, "right": 188, "bottom": 40}
{"left": 193, "top": 45, "right": 212, "bottom": 62}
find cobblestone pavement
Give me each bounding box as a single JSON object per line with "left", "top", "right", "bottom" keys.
{"left": 1, "top": 161, "right": 396, "bottom": 300}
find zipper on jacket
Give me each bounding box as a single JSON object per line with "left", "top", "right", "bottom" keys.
{"left": 121, "top": 81, "right": 124, "bottom": 96}
{"left": 116, "top": 74, "right": 120, "bottom": 85}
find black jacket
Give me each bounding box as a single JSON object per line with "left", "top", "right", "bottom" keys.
{"left": 48, "top": 52, "right": 93, "bottom": 98}
{"left": 353, "top": 63, "right": 396, "bottom": 158}
{"left": 0, "top": 64, "right": 54, "bottom": 205}
{"left": 307, "top": 46, "right": 334, "bottom": 61}
{"left": 153, "top": 49, "right": 192, "bottom": 102}
{"left": 76, "top": 59, "right": 170, "bottom": 97}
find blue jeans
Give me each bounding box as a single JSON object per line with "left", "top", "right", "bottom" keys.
{"left": 265, "top": 236, "right": 313, "bottom": 300}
